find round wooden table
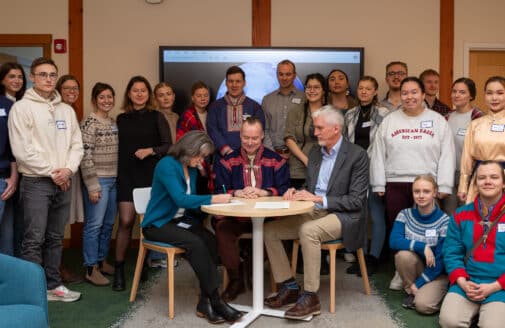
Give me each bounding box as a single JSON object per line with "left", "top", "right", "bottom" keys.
{"left": 202, "top": 197, "right": 314, "bottom": 327}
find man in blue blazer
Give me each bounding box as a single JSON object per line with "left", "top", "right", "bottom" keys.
{"left": 263, "top": 105, "right": 369, "bottom": 319}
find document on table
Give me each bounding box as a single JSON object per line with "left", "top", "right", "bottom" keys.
{"left": 202, "top": 200, "right": 245, "bottom": 207}
{"left": 254, "top": 201, "right": 290, "bottom": 209}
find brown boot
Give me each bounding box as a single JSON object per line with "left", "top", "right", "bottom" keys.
{"left": 221, "top": 269, "right": 245, "bottom": 302}
{"left": 85, "top": 265, "right": 110, "bottom": 286}
{"left": 99, "top": 260, "right": 115, "bottom": 275}
{"left": 60, "top": 264, "right": 84, "bottom": 284}
{"left": 284, "top": 292, "right": 321, "bottom": 320}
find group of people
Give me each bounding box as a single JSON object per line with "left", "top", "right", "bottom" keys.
{"left": 0, "top": 56, "right": 504, "bottom": 327}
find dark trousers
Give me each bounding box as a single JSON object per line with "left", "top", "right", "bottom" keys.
{"left": 385, "top": 182, "right": 414, "bottom": 229}
{"left": 213, "top": 217, "right": 252, "bottom": 271}
{"left": 143, "top": 217, "right": 220, "bottom": 296}
{"left": 21, "top": 176, "right": 71, "bottom": 290}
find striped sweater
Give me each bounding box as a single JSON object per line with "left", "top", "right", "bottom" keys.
{"left": 390, "top": 206, "right": 449, "bottom": 288}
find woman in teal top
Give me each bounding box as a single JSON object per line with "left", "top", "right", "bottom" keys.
{"left": 141, "top": 131, "right": 242, "bottom": 324}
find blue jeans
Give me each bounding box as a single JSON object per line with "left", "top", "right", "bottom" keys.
{"left": 82, "top": 177, "right": 117, "bottom": 266}
{"left": 0, "top": 178, "right": 14, "bottom": 255}
{"left": 366, "top": 188, "right": 386, "bottom": 259}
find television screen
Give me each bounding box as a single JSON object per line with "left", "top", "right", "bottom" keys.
{"left": 159, "top": 47, "right": 364, "bottom": 114}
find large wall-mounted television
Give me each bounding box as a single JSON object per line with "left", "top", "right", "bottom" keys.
{"left": 159, "top": 46, "right": 364, "bottom": 114}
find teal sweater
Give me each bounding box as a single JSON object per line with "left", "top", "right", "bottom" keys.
{"left": 141, "top": 156, "right": 212, "bottom": 228}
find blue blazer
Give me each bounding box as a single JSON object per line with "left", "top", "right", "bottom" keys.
{"left": 142, "top": 156, "right": 212, "bottom": 228}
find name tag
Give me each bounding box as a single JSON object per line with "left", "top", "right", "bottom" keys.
{"left": 242, "top": 114, "right": 251, "bottom": 121}
{"left": 292, "top": 98, "right": 301, "bottom": 104}
{"left": 456, "top": 128, "right": 466, "bottom": 136}
{"left": 111, "top": 125, "right": 118, "bottom": 133}
{"left": 491, "top": 124, "right": 505, "bottom": 132}
{"left": 56, "top": 120, "right": 67, "bottom": 130}
{"left": 0, "top": 108, "right": 6, "bottom": 117}
{"left": 420, "top": 120, "right": 433, "bottom": 128}
{"left": 425, "top": 229, "right": 437, "bottom": 237}
{"left": 362, "top": 121, "right": 372, "bottom": 128}
{"left": 176, "top": 222, "right": 191, "bottom": 229}
{"left": 498, "top": 223, "right": 505, "bottom": 233}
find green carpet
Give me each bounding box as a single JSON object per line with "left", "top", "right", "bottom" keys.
{"left": 369, "top": 259, "right": 440, "bottom": 328}
{"left": 48, "top": 248, "right": 158, "bottom": 328}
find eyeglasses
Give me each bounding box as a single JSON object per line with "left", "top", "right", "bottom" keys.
{"left": 305, "top": 85, "right": 322, "bottom": 91}
{"left": 33, "top": 72, "right": 58, "bottom": 80}
{"left": 62, "top": 86, "right": 79, "bottom": 92}
{"left": 387, "top": 71, "right": 407, "bottom": 77}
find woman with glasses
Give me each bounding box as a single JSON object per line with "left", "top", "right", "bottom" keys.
{"left": 55, "top": 74, "right": 86, "bottom": 283}
{"left": 344, "top": 76, "right": 390, "bottom": 276}
{"left": 284, "top": 73, "right": 326, "bottom": 189}
{"left": 326, "top": 69, "right": 358, "bottom": 113}
{"left": 371, "top": 77, "right": 455, "bottom": 289}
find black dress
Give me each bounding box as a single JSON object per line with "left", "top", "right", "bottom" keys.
{"left": 117, "top": 109, "right": 171, "bottom": 201}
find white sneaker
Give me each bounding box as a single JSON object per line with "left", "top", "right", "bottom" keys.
{"left": 389, "top": 271, "right": 403, "bottom": 290}
{"left": 47, "top": 285, "right": 81, "bottom": 302}
{"left": 344, "top": 252, "right": 356, "bottom": 263}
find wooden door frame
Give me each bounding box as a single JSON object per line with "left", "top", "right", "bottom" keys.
{"left": 0, "top": 34, "right": 52, "bottom": 58}
{"left": 463, "top": 43, "right": 505, "bottom": 77}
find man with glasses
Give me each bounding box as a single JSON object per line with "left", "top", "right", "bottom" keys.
{"left": 380, "top": 61, "right": 408, "bottom": 111}
{"left": 207, "top": 65, "right": 265, "bottom": 158}
{"left": 262, "top": 60, "right": 305, "bottom": 155}
{"left": 8, "top": 57, "right": 83, "bottom": 302}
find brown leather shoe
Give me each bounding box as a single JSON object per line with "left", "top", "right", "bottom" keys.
{"left": 60, "top": 264, "right": 84, "bottom": 284}
{"left": 284, "top": 292, "right": 321, "bottom": 319}
{"left": 85, "top": 265, "right": 110, "bottom": 286}
{"left": 264, "top": 285, "right": 300, "bottom": 308}
{"left": 99, "top": 261, "right": 115, "bottom": 275}
{"left": 221, "top": 278, "right": 245, "bottom": 302}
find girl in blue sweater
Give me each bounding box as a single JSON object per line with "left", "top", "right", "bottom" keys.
{"left": 390, "top": 174, "right": 449, "bottom": 314}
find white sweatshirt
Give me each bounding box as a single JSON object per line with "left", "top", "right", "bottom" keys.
{"left": 370, "top": 108, "right": 455, "bottom": 194}
{"left": 8, "top": 88, "right": 83, "bottom": 177}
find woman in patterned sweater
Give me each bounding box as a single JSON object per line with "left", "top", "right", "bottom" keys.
{"left": 389, "top": 174, "right": 450, "bottom": 314}
{"left": 80, "top": 82, "right": 118, "bottom": 286}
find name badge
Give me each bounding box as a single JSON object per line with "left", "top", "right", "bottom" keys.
{"left": 498, "top": 223, "right": 505, "bottom": 233}
{"left": 0, "top": 108, "right": 6, "bottom": 117}
{"left": 292, "top": 98, "right": 301, "bottom": 104}
{"left": 56, "top": 120, "right": 67, "bottom": 130}
{"left": 111, "top": 125, "right": 118, "bottom": 133}
{"left": 456, "top": 128, "right": 467, "bottom": 136}
{"left": 425, "top": 229, "right": 437, "bottom": 237}
{"left": 242, "top": 114, "right": 251, "bottom": 121}
{"left": 491, "top": 124, "right": 505, "bottom": 132}
{"left": 420, "top": 120, "right": 433, "bottom": 128}
{"left": 362, "top": 121, "right": 372, "bottom": 128}
{"left": 176, "top": 222, "right": 191, "bottom": 229}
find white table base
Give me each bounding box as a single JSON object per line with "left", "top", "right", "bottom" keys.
{"left": 230, "top": 217, "right": 312, "bottom": 327}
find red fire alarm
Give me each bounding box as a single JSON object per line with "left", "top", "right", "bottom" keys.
{"left": 54, "top": 39, "right": 67, "bottom": 53}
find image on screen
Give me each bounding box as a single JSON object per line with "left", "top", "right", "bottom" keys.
{"left": 159, "top": 47, "right": 364, "bottom": 114}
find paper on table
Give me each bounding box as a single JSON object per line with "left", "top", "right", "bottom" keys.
{"left": 254, "top": 201, "right": 290, "bottom": 209}
{"left": 202, "top": 200, "right": 245, "bottom": 207}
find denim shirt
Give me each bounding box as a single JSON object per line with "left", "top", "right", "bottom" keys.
{"left": 315, "top": 137, "right": 343, "bottom": 209}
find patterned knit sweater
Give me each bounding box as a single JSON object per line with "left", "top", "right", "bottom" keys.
{"left": 390, "top": 206, "right": 449, "bottom": 288}
{"left": 80, "top": 112, "right": 118, "bottom": 192}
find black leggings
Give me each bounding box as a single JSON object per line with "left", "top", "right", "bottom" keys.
{"left": 143, "top": 218, "right": 220, "bottom": 296}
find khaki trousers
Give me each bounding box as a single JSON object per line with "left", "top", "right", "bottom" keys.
{"left": 264, "top": 209, "right": 341, "bottom": 292}
{"left": 439, "top": 292, "right": 505, "bottom": 328}
{"left": 395, "top": 250, "right": 448, "bottom": 314}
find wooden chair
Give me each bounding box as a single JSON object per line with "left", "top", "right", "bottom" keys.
{"left": 291, "top": 239, "right": 371, "bottom": 313}
{"left": 129, "top": 187, "right": 186, "bottom": 319}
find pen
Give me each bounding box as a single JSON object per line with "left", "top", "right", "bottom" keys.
{"left": 222, "top": 184, "right": 227, "bottom": 194}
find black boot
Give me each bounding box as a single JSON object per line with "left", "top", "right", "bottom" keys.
{"left": 112, "top": 261, "right": 125, "bottom": 291}
{"left": 210, "top": 289, "right": 243, "bottom": 322}
{"left": 221, "top": 268, "right": 245, "bottom": 302}
{"left": 196, "top": 296, "right": 225, "bottom": 324}
{"left": 358, "top": 255, "right": 379, "bottom": 277}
